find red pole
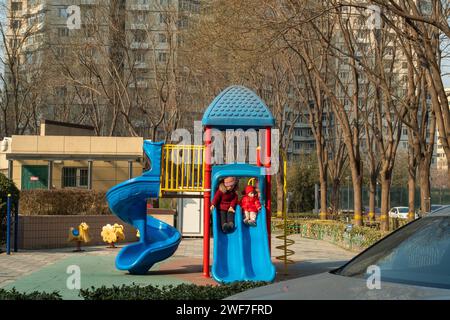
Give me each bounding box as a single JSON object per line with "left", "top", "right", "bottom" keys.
{"left": 203, "top": 126, "right": 212, "bottom": 277}
{"left": 256, "top": 146, "right": 261, "bottom": 167}
{"left": 265, "top": 127, "right": 272, "bottom": 253}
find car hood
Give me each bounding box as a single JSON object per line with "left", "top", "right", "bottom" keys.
{"left": 226, "top": 272, "right": 450, "bottom": 300}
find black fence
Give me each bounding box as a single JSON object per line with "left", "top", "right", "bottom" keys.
{"left": 334, "top": 186, "right": 450, "bottom": 211}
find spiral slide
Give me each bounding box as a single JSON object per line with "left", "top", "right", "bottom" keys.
{"left": 106, "top": 141, "right": 181, "bottom": 275}
{"left": 211, "top": 164, "right": 276, "bottom": 283}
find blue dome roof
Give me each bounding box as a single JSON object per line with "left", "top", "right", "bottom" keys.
{"left": 202, "top": 85, "right": 275, "bottom": 129}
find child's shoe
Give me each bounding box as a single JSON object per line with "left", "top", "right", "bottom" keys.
{"left": 243, "top": 218, "right": 249, "bottom": 225}
{"left": 249, "top": 220, "right": 256, "bottom": 226}
{"left": 222, "top": 223, "right": 229, "bottom": 233}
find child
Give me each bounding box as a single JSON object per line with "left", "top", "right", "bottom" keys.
{"left": 210, "top": 177, "right": 239, "bottom": 233}
{"left": 241, "top": 185, "right": 262, "bottom": 226}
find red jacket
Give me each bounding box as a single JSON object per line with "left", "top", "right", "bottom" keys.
{"left": 240, "top": 195, "right": 262, "bottom": 212}
{"left": 212, "top": 183, "right": 238, "bottom": 212}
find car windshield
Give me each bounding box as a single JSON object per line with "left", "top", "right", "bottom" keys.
{"left": 334, "top": 216, "right": 450, "bottom": 289}
{"left": 398, "top": 208, "right": 409, "bottom": 213}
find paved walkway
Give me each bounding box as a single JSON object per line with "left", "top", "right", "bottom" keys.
{"left": 0, "top": 235, "right": 358, "bottom": 299}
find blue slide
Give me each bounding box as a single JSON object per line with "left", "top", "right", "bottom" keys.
{"left": 211, "top": 164, "right": 276, "bottom": 283}
{"left": 106, "top": 141, "right": 181, "bottom": 275}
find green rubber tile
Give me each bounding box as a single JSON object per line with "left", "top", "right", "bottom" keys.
{"left": 3, "top": 254, "right": 190, "bottom": 300}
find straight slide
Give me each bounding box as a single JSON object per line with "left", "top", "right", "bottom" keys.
{"left": 211, "top": 164, "right": 276, "bottom": 283}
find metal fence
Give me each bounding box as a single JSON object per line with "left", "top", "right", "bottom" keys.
{"left": 334, "top": 186, "right": 450, "bottom": 211}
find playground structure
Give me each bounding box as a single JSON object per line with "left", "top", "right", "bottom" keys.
{"left": 106, "top": 85, "right": 277, "bottom": 282}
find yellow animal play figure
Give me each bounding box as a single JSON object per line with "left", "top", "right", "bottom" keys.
{"left": 68, "top": 222, "right": 91, "bottom": 252}
{"left": 101, "top": 223, "right": 125, "bottom": 248}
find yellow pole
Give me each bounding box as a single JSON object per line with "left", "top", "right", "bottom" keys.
{"left": 165, "top": 145, "right": 169, "bottom": 190}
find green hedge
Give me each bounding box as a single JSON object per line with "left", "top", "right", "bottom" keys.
{"left": 80, "top": 282, "right": 269, "bottom": 300}
{"left": 0, "top": 288, "right": 62, "bottom": 300}
{"left": 0, "top": 282, "right": 268, "bottom": 300}
{"left": 273, "top": 219, "right": 388, "bottom": 250}
{"left": 19, "top": 189, "right": 111, "bottom": 215}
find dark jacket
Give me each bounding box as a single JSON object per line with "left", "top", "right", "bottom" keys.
{"left": 212, "top": 182, "right": 238, "bottom": 212}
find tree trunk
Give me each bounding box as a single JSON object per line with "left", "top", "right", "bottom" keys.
{"left": 330, "top": 178, "right": 341, "bottom": 215}
{"left": 408, "top": 153, "right": 416, "bottom": 221}
{"left": 418, "top": 160, "right": 431, "bottom": 215}
{"left": 380, "top": 175, "right": 391, "bottom": 231}
{"left": 351, "top": 171, "right": 363, "bottom": 226}
{"left": 368, "top": 175, "right": 376, "bottom": 222}
{"left": 319, "top": 179, "right": 327, "bottom": 219}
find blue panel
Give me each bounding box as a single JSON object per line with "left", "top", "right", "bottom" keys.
{"left": 106, "top": 141, "right": 181, "bottom": 275}
{"left": 210, "top": 164, "right": 276, "bottom": 283}
{"left": 202, "top": 85, "right": 275, "bottom": 129}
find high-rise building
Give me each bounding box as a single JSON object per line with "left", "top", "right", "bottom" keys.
{"left": 3, "top": 0, "right": 201, "bottom": 136}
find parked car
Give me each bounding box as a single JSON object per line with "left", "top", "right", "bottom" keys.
{"left": 227, "top": 206, "right": 450, "bottom": 300}
{"left": 389, "top": 206, "right": 416, "bottom": 219}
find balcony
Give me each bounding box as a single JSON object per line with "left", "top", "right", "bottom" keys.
{"left": 130, "top": 23, "right": 148, "bottom": 30}
{"left": 80, "top": 0, "right": 96, "bottom": 5}
{"left": 128, "top": 4, "right": 151, "bottom": 11}
{"left": 130, "top": 42, "right": 149, "bottom": 49}
{"left": 129, "top": 80, "right": 148, "bottom": 88}
{"left": 134, "top": 62, "right": 148, "bottom": 69}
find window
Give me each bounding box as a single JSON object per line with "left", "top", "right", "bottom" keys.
{"left": 134, "top": 31, "right": 146, "bottom": 42}
{"left": 55, "top": 47, "right": 66, "bottom": 58}
{"left": 160, "top": 13, "right": 168, "bottom": 24}
{"left": 159, "top": 33, "right": 167, "bottom": 43}
{"left": 11, "top": 20, "right": 21, "bottom": 29}
{"left": 58, "top": 28, "right": 69, "bottom": 37}
{"left": 25, "top": 52, "right": 33, "bottom": 64}
{"left": 135, "top": 52, "right": 145, "bottom": 62}
{"left": 177, "top": 16, "right": 188, "bottom": 28}
{"left": 334, "top": 215, "right": 450, "bottom": 290}
{"left": 12, "top": 2, "right": 22, "bottom": 11}
{"left": 58, "top": 7, "right": 68, "bottom": 18}
{"left": 62, "top": 167, "right": 88, "bottom": 188}
{"left": 56, "top": 87, "right": 67, "bottom": 97}
{"left": 158, "top": 52, "right": 167, "bottom": 62}
{"left": 135, "top": 12, "right": 147, "bottom": 23}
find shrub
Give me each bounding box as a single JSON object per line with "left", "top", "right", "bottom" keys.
{"left": 0, "top": 172, "right": 20, "bottom": 244}
{"left": 80, "top": 282, "right": 269, "bottom": 300}
{"left": 19, "top": 189, "right": 111, "bottom": 216}
{"left": 0, "top": 288, "right": 62, "bottom": 300}
{"left": 274, "top": 219, "right": 388, "bottom": 250}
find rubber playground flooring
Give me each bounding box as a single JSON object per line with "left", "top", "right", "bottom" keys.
{"left": 0, "top": 236, "right": 357, "bottom": 300}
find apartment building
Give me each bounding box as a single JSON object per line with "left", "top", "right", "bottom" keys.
{"left": 4, "top": 0, "right": 201, "bottom": 137}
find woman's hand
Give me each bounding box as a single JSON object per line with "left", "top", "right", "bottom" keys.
{"left": 228, "top": 207, "right": 235, "bottom": 213}
{"left": 210, "top": 204, "right": 215, "bottom": 211}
